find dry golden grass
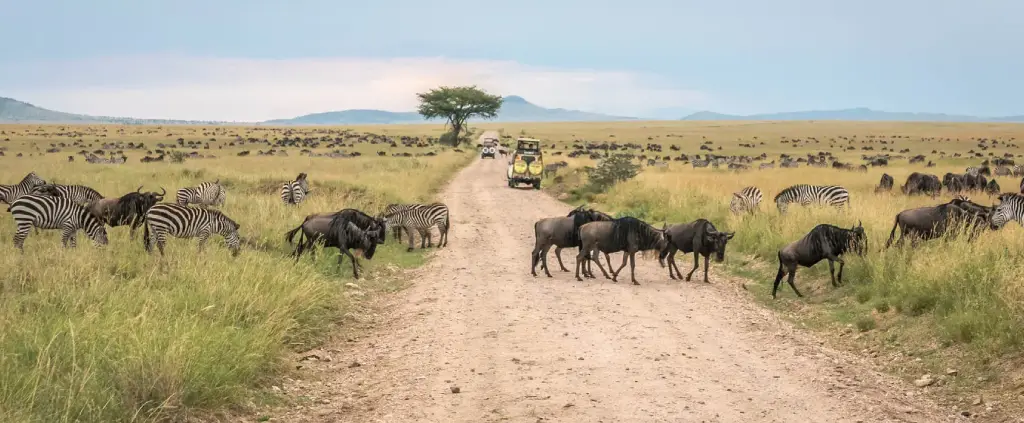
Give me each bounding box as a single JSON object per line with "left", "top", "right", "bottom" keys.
{"left": 0, "top": 124, "right": 472, "bottom": 422}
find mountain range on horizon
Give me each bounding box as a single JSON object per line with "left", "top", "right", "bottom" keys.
{"left": 2, "top": 95, "right": 1023, "bottom": 125}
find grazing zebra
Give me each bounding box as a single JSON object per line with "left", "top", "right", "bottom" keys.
{"left": 729, "top": 186, "right": 763, "bottom": 214}
{"left": 382, "top": 203, "right": 450, "bottom": 251}
{"left": 143, "top": 203, "right": 241, "bottom": 256}
{"left": 774, "top": 184, "right": 850, "bottom": 214}
{"left": 1012, "top": 165, "right": 1024, "bottom": 177}
{"left": 382, "top": 203, "right": 433, "bottom": 242}
{"left": 0, "top": 172, "right": 47, "bottom": 205}
{"left": 32, "top": 183, "right": 103, "bottom": 206}
{"left": 176, "top": 179, "right": 226, "bottom": 208}
{"left": 7, "top": 194, "right": 108, "bottom": 251}
{"left": 280, "top": 173, "right": 310, "bottom": 205}
{"left": 691, "top": 159, "right": 710, "bottom": 168}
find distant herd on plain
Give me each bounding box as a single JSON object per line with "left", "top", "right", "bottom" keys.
{"left": 3, "top": 147, "right": 1024, "bottom": 298}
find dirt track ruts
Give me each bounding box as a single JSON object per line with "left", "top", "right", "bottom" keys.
{"left": 272, "top": 157, "right": 963, "bottom": 423}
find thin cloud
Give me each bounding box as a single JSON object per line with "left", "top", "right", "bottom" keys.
{"left": 1, "top": 55, "right": 710, "bottom": 121}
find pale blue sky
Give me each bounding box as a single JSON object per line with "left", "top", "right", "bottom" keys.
{"left": 1, "top": 0, "right": 1021, "bottom": 121}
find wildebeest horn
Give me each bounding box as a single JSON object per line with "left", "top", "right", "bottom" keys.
{"left": 158, "top": 187, "right": 166, "bottom": 197}
{"left": 136, "top": 185, "right": 143, "bottom": 193}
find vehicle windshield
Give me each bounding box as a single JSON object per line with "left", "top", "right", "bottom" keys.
{"left": 517, "top": 141, "right": 540, "bottom": 154}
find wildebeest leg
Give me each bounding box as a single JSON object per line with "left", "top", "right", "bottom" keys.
{"left": 604, "top": 253, "right": 613, "bottom": 273}
{"left": 628, "top": 252, "right": 639, "bottom": 285}
{"left": 666, "top": 248, "right": 680, "bottom": 279}
{"left": 611, "top": 252, "right": 629, "bottom": 282}
{"left": 685, "top": 251, "right": 700, "bottom": 281}
{"left": 826, "top": 254, "right": 846, "bottom": 285}
{"left": 338, "top": 247, "right": 360, "bottom": 278}
{"left": 554, "top": 247, "right": 570, "bottom": 272}
{"left": 702, "top": 253, "right": 711, "bottom": 283}
{"left": 592, "top": 249, "right": 612, "bottom": 279}
{"left": 786, "top": 265, "right": 803, "bottom": 297}
{"left": 827, "top": 259, "right": 837, "bottom": 286}
{"left": 574, "top": 248, "right": 588, "bottom": 281}
{"left": 771, "top": 261, "right": 786, "bottom": 299}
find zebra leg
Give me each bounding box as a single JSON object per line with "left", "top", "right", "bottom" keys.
{"left": 156, "top": 232, "right": 167, "bottom": 256}
{"left": 196, "top": 229, "right": 212, "bottom": 254}
{"left": 61, "top": 224, "right": 77, "bottom": 248}
{"left": 404, "top": 225, "right": 415, "bottom": 252}
{"left": 393, "top": 226, "right": 403, "bottom": 243}
{"left": 13, "top": 223, "right": 31, "bottom": 252}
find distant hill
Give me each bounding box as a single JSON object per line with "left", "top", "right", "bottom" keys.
{"left": 264, "top": 95, "right": 637, "bottom": 125}
{"left": 0, "top": 97, "right": 230, "bottom": 125}
{"left": 680, "top": 107, "right": 1024, "bottom": 123}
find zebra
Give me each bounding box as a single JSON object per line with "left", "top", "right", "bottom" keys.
{"left": 382, "top": 203, "right": 434, "bottom": 242}
{"left": 382, "top": 203, "right": 450, "bottom": 251}
{"left": 0, "top": 172, "right": 47, "bottom": 205}
{"left": 143, "top": 203, "right": 241, "bottom": 256}
{"left": 176, "top": 179, "right": 226, "bottom": 208}
{"left": 774, "top": 184, "right": 850, "bottom": 214}
{"left": 280, "top": 173, "right": 310, "bottom": 205}
{"left": 7, "top": 194, "right": 108, "bottom": 251}
{"left": 32, "top": 183, "right": 103, "bottom": 207}
{"left": 991, "top": 193, "right": 1024, "bottom": 229}
{"left": 1012, "top": 165, "right": 1024, "bottom": 177}
{"left": 729, "top": 186, "right": 763, "bottom": 215}
{"left": 691, "top": 160, "right": 710, "bottom": 168}
{"left": 966, "top": 166, "right": 991, "bottom": 177}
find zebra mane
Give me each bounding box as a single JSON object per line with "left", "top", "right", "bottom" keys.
{"left": 773, "top": 184, "right": 808, "bottom": 202}
{"left": 203, "top": 207, "right": 239, "bottom": 228}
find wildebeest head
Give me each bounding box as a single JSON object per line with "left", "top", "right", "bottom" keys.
{"left": 707, "top": 229, "right": 736, "bottom": 262}
{"left": 849, "top": 221, "right": 867, "bottom": 256}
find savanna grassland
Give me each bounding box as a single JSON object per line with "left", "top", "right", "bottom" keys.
{"left": 495, "top": 120, "right": 1024, "bottom": 412}
{"left": 0, "top": 124, "right": 473, "bottom": 422}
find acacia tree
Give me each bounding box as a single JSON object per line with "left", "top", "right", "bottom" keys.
{"left": 416, "top": 85, "right": 503, "bottom": 146}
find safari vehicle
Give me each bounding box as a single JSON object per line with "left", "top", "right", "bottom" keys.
{"left": 506, "top": 137, "right": 544, "bottom": 189}
{"left": 480, "top": 139, "right": 498, "bottom": 159}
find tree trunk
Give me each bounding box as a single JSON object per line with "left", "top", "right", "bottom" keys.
{"left": 451, "top": 123, "right": 462, "bottom": 146}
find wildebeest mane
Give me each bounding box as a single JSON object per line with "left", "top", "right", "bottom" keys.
{"left": 610, "top": 216, "right": 662, "bottom": 251}
{"left": 331, "top": 208, "right": 386, "bottom": 244}
{"left": 806, "top": 224, "right": 863, "bottom": 257}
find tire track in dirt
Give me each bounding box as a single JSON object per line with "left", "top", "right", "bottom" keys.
{"left": 268, "top": 157, "right": 964, "bottom": 423}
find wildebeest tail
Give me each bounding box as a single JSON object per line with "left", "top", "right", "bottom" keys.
{"left": 284, "top": 225, "right": 302, "bottom": 245}
{"left": 885, "top": 215, "right": 899, "bottom": 248}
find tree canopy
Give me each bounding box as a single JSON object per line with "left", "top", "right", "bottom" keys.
{"left": 416, "top": 85, "right": 503, "bottom": 146}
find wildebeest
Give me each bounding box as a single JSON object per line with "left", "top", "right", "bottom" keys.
{"left": 285, "top": 208, "right": 387, "bottom": 260}
{"left": 985, "top": 179, "right": 1000, "bottom": 196}
{"left": 900, "top": 172, "right": 941, "bottom": 197}
{"left": 885, "top": 197, "right": 994, "bottom": 248}
{"left": 658, "top": 219, "right": 735, "bottom": 283}
{"left": 530, "top": 205, "right": 612, "bottom": 277}
{"left": 575, "top": 216, "right": 668, "bottom": 285}
{"left": 874, "top": 173, "right": 894, "bottom": 193}
{"left": 772, "top": 222, "right": 867, "bottom": 299}
{"left": 292, "top": 217, "right": 378, "bottom": 278}
{"left": 85, "top": 186, "right": 166, "bottom": 239}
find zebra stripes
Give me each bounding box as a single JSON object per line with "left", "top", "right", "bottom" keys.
{"left": 774, "top": 184, "right": 850, "bottom": 214}
{"left": 992, "top": 193, "right": 1024, "bottom": 229}
{"left": 7, "top": 194, "right": 108, "bottom": 251}
{"left": 966, "top": 166, "right": 991, "bottom": 177}
{"left": 729, "top": 186, "right": 763, "bottom": 214}
{"left": 1, "top": 172, "right": 47, "bottom": 205}
{"left": 32, "top": 183, "right": 103, "bottom": 206}
{"left": 382, "top": 203, "right": 432, "bottom": 242}
{"left": 382, "top": 202, "right": 450, "bottom": 250}
{"left": 281, "top": 173, "right": 310, "bottom": 205}
{"left": 176, "top": 180, "right": 226, "bottom": 208}
{"left": 144, "top": 203, "right": 241, "bottom": 256}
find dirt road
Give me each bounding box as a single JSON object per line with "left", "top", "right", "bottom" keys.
{"left": 273, "top": 158, "right": 961, "bottom": 422}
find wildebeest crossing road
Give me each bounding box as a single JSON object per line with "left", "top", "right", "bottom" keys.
{"left": 273, "top": 158, "right": 956, "bottom": 422}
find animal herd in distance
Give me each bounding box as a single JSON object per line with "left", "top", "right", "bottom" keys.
{"left": 532, "top": 170, "right": 1017, "bottom": 299}
{"left": 1, "top": 171, "right": 452, "bottom": 279}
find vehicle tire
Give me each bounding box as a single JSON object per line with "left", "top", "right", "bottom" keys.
{"left": 533, "top": 180, "right": 541, "bottom": 190}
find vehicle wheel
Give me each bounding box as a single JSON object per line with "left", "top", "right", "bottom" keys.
{"left": 533, "top": 181, "right": 541, "bottom": 190}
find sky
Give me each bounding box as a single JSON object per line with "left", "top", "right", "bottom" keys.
{"left": 1, "top": 0, "right": 1022, "bottom": 121}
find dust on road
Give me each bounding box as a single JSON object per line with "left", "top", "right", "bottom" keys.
{"left": 270, "top": 158, "right": 960, "bottom": 423}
